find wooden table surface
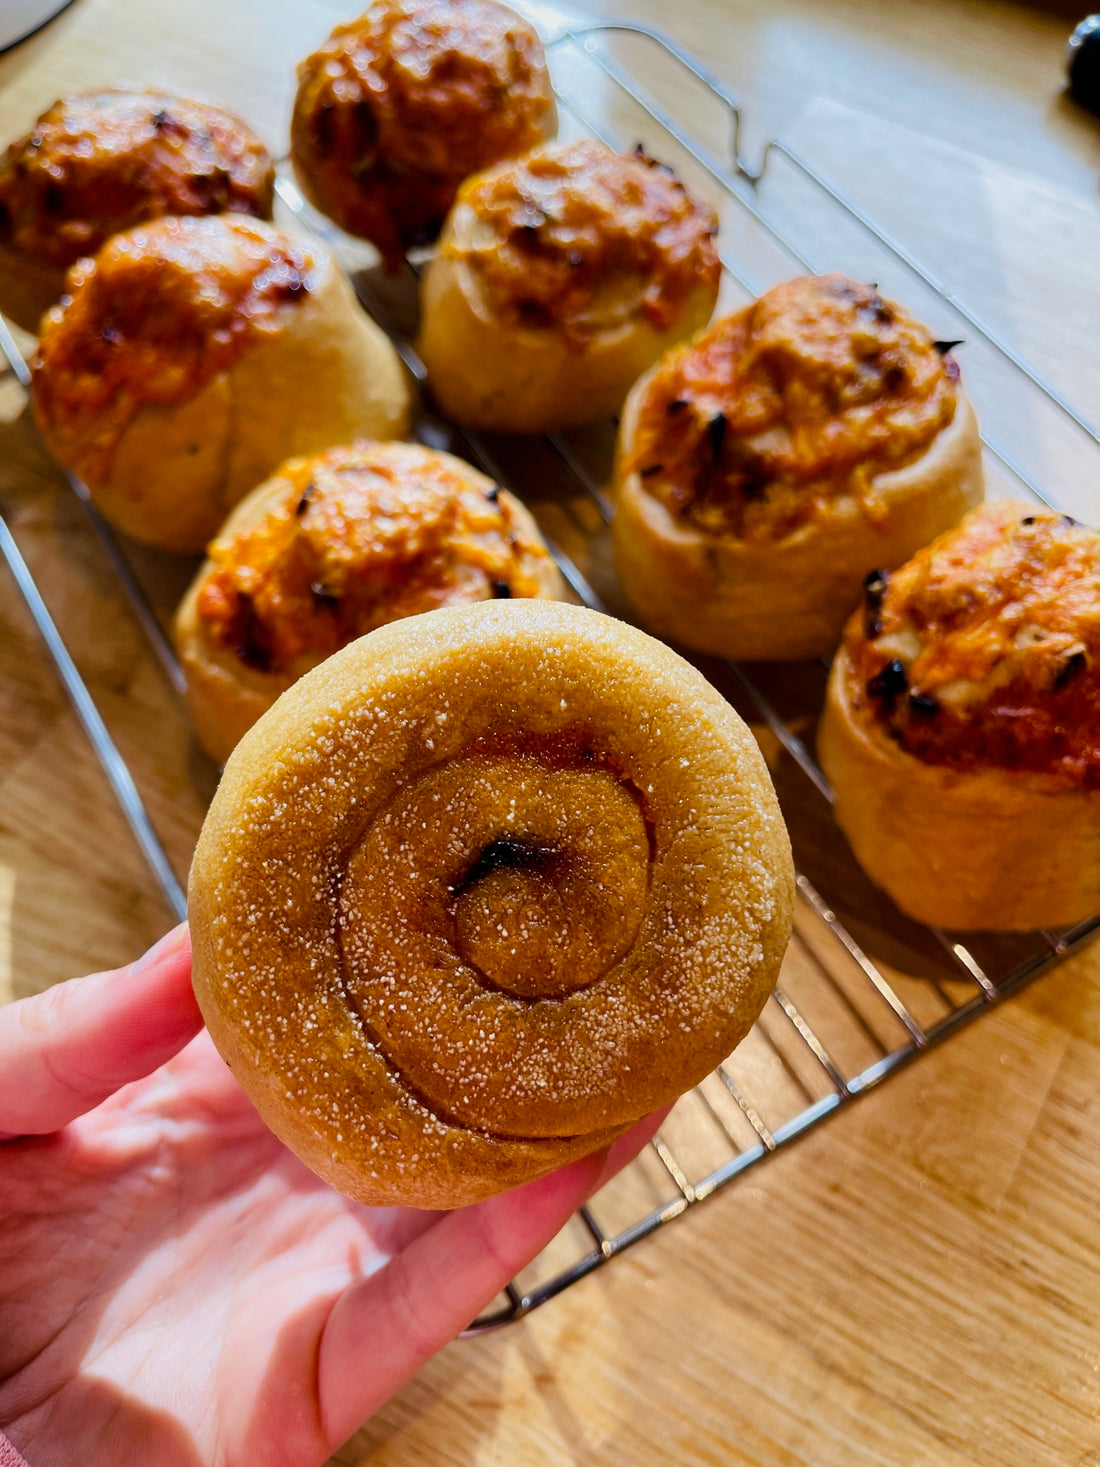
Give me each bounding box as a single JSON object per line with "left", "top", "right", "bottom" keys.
{"left": 3, "top": 0, "right": 1100, "bottom": 1463}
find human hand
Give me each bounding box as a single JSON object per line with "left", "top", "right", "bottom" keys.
{"left": 0, "top": 928, "right": 662, "bottom": 1467}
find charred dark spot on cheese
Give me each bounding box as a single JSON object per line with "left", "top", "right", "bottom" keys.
{"left": 867, "top": 658, "right": 908, "bottom": 705}
{"left": 1054, "top": 649, "right": 1087, "bottom": 691}
{"left": 230, "top": 593, "right": 272, "bottom": 672}
{"left": 484, "top": 485, "right": 500, "bottom": 503}
{"left": 493, "top": 580, "right": 512, "bottom": 598}
{"left": 863, "top": 568, "right": 888, "bottom": 638}
{"left": 295, "top": 481, "right": 316, "bottom": 516}
{"left": 908, "top": 691, "right": 939, "bottom": 718}
{"left": 706, "top": 410, "right": 727, "bottom": 462}
{"left": 1021, "top": 516, "right": 1036, "bottom": 527}
{"left": 151, "top": 109, "right": 171, "bottom": 131}
{"left": 666, "top": 397, "right": 688, "bottom": 415}
{"left": 639, "top": 462, "right": 664, "bottom": 479}
{"left": 450, "top": 838, "right": 561, "bottom": 898}
{"left": 310, "top": 581, "right": 340, "bottom": 608}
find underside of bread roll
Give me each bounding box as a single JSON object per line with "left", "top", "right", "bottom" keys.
{"left": 0, "top": 86, "right": 274, "bottom": 333}
{"left": 612, "top": 274, "right": 985, "bottom": 661}
{"left": 175, "top": 440, "right": 566, "bottom": 763}
{"left": 189, "top": 600, "right": 794, "bottom": 1208}
{"left": 418, "top": 140, "right": 721, "bottom": 432}
{"left": 30, "top": 215, "right": 411, "bottom": 553}
{"left": 818, "top": 501, "right": 1100, "bottom": 931}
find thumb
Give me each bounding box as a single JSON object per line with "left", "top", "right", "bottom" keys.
{"left": 0, "top": 923, "right": 201, "bottom": 1139}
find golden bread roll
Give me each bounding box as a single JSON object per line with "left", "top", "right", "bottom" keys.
{"left": 612, "top": 274, "right": 985, "bottom": 660}
{"left": 189, "top": 599, "right": 794, "bottom": 1209}
{"left": 418, "top": 140, "right": 722, "bottom": 432}
{"left": 290, "top": 0, "right": 556, "bottom": 269}
{"left": 0, "top": 86, "right": 274, "bottom": 333}
{"left": 819, "top": 501, "right": 1100, "bottom": 931}
{"left": 175, "top": 439, "right": 566, "bottom": 763}
{"left": 30, "top": 215, "right": 411, "bottom": 553}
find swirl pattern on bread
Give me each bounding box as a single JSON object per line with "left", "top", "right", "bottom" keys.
{"left": 291, "top": 0, "right": 555, "bottom": 268}
{"left": 189, "top": 600, "right": 794, "bottom": 1208}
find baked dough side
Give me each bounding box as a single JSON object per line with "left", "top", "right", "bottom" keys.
{"left": 818, "top": 642, "right": 1100, "bottom": 931}
{"left": 0, "top": 239, "right": 66, "bottom": 334}
{"left": 417, "top": 246, "right": 716, "bottom": 434}
{"left": 189, "top": 600, "right": 794, "bottom": 1207}
{"left": 611, "top": 364, "right": 985, "bottom": 662}
{"left": 86, "top": 254, "right": 412, "bottom": 553}
{"left": 174, "top": 476, "right": 565, "bottom": 765}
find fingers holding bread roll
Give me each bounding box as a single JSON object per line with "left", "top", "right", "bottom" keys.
{"left": 291, "top": 0, "right": 556, "bottom": 269}
{"left": 188, "top": 600, "right": 794, "bottom": 1209}
{"left": 30, "top": 215, "right": 411, "bottom": 553}
{"left": 819, "top": 501, "right": 1100, "bottom": 931}
{"left": 174, "top": 440, "right": 565, "bottom": 763}
{"left": 612, "top": 274, "right": 985, "bottom": 660}
{"left": 0, "top": 87, "right": 274, "bottom": 333}
{"left": 417, "top": 140, "right": 722, "bottom": 432}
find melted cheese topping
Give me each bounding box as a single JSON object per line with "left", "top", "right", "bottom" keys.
{"left": 196, "top": 441, "right": 556, "bottom": 673}
{"left": 844, "top": 500, "right": 1100, "bottom": 786}
{"left": 0, "top": 87, "right": 273, "bottom": 270}
{"left": 445, "top": 140, "right": 720, "bottom": 342}
{"left": 31, "top": 216, "right": 317, "bottom": 487}
{"left": 626, "top": 274, "right": 957, "bottom": 541}
{"left": 291, "top": 0, "right": 553, "bottom": 267}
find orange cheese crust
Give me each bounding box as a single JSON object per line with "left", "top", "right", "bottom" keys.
{"left": 195, "top": 441, "right": 562, "bottom": 672}
{"left": 624, "top": 274, "right": 958, "bottom": 539}
{"left": 840, "top": 501, "right": 1100, "bottom": 787}
{"left": 0, "top": 87, "right": 274, "bottom": 271}
{"left": 290, "top": 0, "right": 555, "bottom": 268}
{"left": 443, "top": 140, "right": 720, "bottom": 343}
{"left": 31, "top": 216, "right": 317, "bottom": 489}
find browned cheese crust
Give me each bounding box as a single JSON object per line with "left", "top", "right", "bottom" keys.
{"left": 612, "top": 274, "right": 985, "bottom": 660}
{"left": 175, "top": 440, "right": 566, "bottom": 763}
{"left": 417, "top": 140, "right": 721, "bottom": 432}
{"left": 818, "top": 501, "right": 1100, "bottom": 930}
{"left": 0, "top": 86, "right": 274, "bottom": 332}
{"left": 290, "top": 0, "right": 556, "bottom": 268}
{"left": 188, "top": 600, "right": 795, "bottom": 1208}
{"left": 30, "top": 215, "right": 411, "bottom": 553}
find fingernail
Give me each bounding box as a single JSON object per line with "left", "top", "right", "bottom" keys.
{"left": 129, "top": 922, "right": 189, "bottom": 977}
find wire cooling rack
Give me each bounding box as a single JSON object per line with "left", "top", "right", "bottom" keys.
{"left": 1, "top": 18, "right": 1098, "bottom": 1333}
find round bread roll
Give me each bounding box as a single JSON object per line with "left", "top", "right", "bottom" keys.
{"left": 175, "top": 439, "right": 566, "bottom": 763}
{"left": 418, "top": 140, "right": 722, "bottom": 433}
{"left": 189, "top": 599, "right": 794, "bottom": 1209}
{"left": 0, "top": 86, "right": 274, "bottom": 333}
{"left": 819, "top": 501, "right": 1100, "bottom": 931}
{"left": 290, "top": 0, "right": 556, "bottom": 270}
{"left": 612, "top": 274, "right": 985, "bottom": 661}
{"left": 30, "top": 215, "right": 411, "bottom": 554}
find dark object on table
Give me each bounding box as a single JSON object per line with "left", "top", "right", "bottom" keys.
{"left": 1067, "top": 15, "right": 1100, "bottom": 113}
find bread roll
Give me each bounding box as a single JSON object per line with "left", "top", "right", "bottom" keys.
{"left": 175, "top": 439, "right": 566, "bottom": 763}
{"left": 30, "top": 215, "right": 411, "bottom": 553}
{"left": 612, "top": 274, "right": 985, "bottom": 660}
{"left": 290, "top": 0, "right": 556, "bottom": 269}
{"left": 819, "top": 501, "right": 1100, "bottom": 930}
{"left": 0, "top": 86, "right": 274, "bottom": 333}
{"left": 189, "top": 600, "right": 794, "bottom": 1208}
{"left": 418, "top": 140, "right": 721, "bottom": 432}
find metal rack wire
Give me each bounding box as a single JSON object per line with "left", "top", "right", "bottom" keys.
{"left": 0, "top": 18, "right": 1097, "bottom": 1334}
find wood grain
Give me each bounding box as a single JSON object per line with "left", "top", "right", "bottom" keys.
{"left": 2, "top": 0, "right": 1099, "bottom": 1463}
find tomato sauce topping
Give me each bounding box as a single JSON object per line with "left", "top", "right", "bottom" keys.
{"left": 196, "top": 442, "right": 555, "bottom": 673}
{"left": 844, "top": 501, "right": 1100, "bottom": 786}
{"left": 0, "top": 87, "right": 273, "bottom": 270}
{"left": 447, "top": 140, "right": 720, "bottom": 343}
{"left": 31, "top": 216, "right": 316, "bottom": 486}
{"left": 626, "top": 274, "right": 957, "bottom": 540}
{"left": 292, "top": 0, "right": 553, "bottom": 267}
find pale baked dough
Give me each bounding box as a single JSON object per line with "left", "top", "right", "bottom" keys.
{"left": 174, "top": 457, "right": 565, "bottom": 765}
{"left": 189, "top": 600, "right": 794, "bottom": 1208}
{"left": 819, "top": 641, "right": 1100, "bottom": 930}
{"left": 612, "top": 364, "right": 984, "bottom": 661}
{"left": 88, "top": 251, "right": 411, "bottom": 553}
